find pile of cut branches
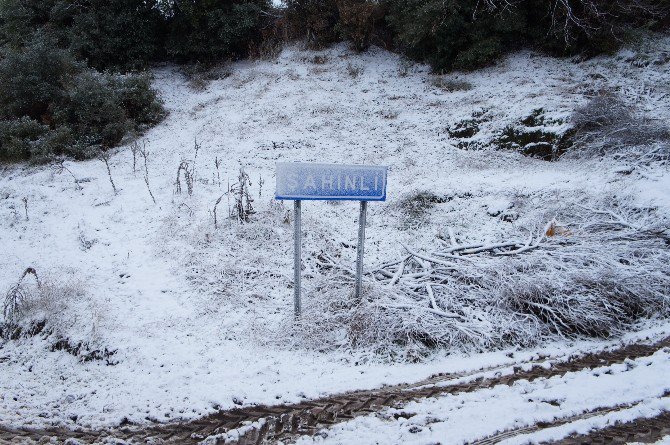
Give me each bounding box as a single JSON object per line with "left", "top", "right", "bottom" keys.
{"left": 287, "top": 203, "right": 670, "bottom": 359}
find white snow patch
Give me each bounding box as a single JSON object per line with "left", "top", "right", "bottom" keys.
{"left": 292, "top": 349, "right": 670, "bottom": 445}
{"left": 0, "top": 38, "right": 669, "bottom": 429}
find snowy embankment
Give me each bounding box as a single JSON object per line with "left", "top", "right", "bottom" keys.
{"left": 0, "top": 36, "right": 669, "bottom": 431}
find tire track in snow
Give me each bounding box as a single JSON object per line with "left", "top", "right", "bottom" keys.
{"left": 546, "top": 409, "right": 670, "bottom": 444}
{"left": 1, "top": 335, "right": 669, "bottom": 444}
{"left": 470, "top": 394, "right": 670, "bottom": 445}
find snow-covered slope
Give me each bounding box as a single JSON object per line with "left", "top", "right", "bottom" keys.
{"left": 1, "top": 38, "right": 669, "bottom": 429}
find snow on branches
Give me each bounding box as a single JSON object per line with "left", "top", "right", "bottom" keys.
{"left": 283, "top": 202, "right": 670, "bottom": 360}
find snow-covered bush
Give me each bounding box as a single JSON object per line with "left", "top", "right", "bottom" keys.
{"left": 54, "top": 72, "right": 130, "bottom": 150}
{"left": 395, "top": 190, "right": 446, "bottom": 229}
{"left": 0, "top": 118, "right": 73, "bottom": 163}
{"left": 431, "top": 77, "right": 473, "bottom": 92}
{"left": 270, "top": 198, "right": 670, "bottom": 360}
{"left": 1, "top": 268, "right": 113, "bottom": 361}
{"left": 2, "top": 269, "right": 104, "bottom": 341}
{"left": 115, "top": 73, "right": 167, "bottom": 130}
{"left": 569, "top": 94, "right": 670, "bottom": 162}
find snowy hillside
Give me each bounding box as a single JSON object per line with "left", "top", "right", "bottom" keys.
{"left": 1, "top": 36, "right": 669, "bottom": 441}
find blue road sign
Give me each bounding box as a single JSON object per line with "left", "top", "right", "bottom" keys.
{"left": 275, "top": 162, "right": 387, "bottom": 201}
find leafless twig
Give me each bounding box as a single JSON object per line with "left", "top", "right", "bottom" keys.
{"left": 100, "top": 151, "right": 118, "bottom": 195}
{"left": 21, "top": 197, "right": 28, "bottom": 221}
{"left": 227, "top": 167, "right": 255, "bottom": 223}
{"left": 130, "top": 141, "right": 140, "bottom": 175}
{"left": 139, "top": 142, "right": 156, "bottom": 204}
{"left": 54, "top": 160, "right": 83, "bottom": 191}
{"left": 175, "top": 161, "right": 194, "bottom": 196}
{"left": 214, "top": 156, "right": 222, "bottom": 188}
{"left": 213, "top": 194, "right": 225, "bottom": 229}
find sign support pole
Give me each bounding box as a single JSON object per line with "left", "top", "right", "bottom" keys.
{"left": 355, "top": 201, "right": 367, "bottom": 300}
{"left": 277, "top": 163, "right": 387, "bottom": 317}
{"left": 294, "top": 200, "right": 302, "bottom": 318}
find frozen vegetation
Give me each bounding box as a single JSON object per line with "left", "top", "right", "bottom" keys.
{"left": 0, "top": 36, "right": 669, "bottom": 432}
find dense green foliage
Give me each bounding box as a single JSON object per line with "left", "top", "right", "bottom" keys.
{"left": 0, "top": 33, "right": 164, "bottom": 162}
{"left": 0, "top": 0, "right": 161, "bottom": 69}
{"left": 64, "top": 0, "right": 165, "bottom": 71}
{"left": 0, "top": 0, "right": 271, "bottom": 69}
{"left": 284, "top": 0, "right": 340, "bottom": 48}
{"left": 389, "top": 0, "right": 670, "bottom": 71}
{"left": 0, "top": 0, "right": 273, "bottom": 162}
{"left": 285, "top": 0, "right": 669, "bottom": 70}
{"left": 386, "top": 0, "right": 525, "bottom": 71}
{"left": 284, "top": 0, "right": 389, "bottom": 50}
{"left": 167, "top": 0, "right": 269, "bottom": 62}
{"left": 0, "top": 33, "right": 81, "bottom": 120}
{"left": 0, "top": 117, "right": 71, "bottom": 162}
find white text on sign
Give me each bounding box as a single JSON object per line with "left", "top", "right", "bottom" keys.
{"left": 275, "top": 162, "right": 387, "bottom": 201}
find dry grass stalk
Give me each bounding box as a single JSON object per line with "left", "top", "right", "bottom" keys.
{"left": 3, "top": 267, "right": 39, "bottom": 327}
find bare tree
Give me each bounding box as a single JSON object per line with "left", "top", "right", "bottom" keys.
{"left": 545, "top": 0, "right": 663, "bottom": 46}
{"left": 474, "top": 0, "right": 665, "bottom": 47}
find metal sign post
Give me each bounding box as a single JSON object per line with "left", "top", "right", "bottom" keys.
{"left": 276, "top": 162, "right": 388, "bottom": 318}
{"left": 355, "top": 201, "right": 367, "bottom": 300}
{"left": 293, "top": 200, "right": 302, "bottom": 317}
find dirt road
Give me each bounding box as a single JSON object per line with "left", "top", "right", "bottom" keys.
{"left": 2, "top": 336, "right": 669, "bottom": 445}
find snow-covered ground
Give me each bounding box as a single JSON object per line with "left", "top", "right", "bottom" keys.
{"left": 292, "top": 347, "right": 670, "bottom": 445}
{"left": 1, "top": 36, "right": 669, "bottom": 433}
